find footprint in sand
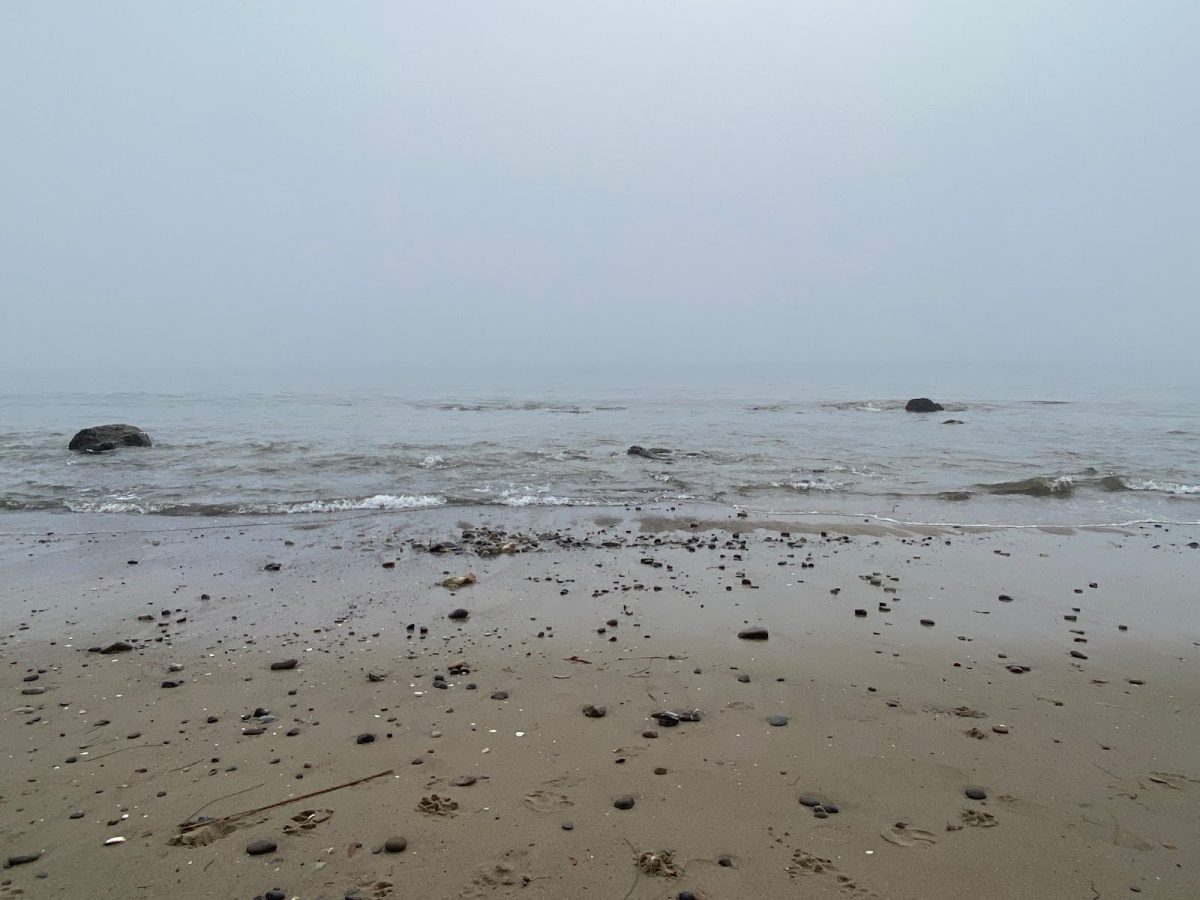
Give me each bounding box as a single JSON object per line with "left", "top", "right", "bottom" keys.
{"left": 788, "top": 849, "right": 880, "bottom": 897}
{"left": 523, "top": 790, "right": 573, "bottom": 813}
{"left": 881, "top": 824, "right": 938, "bottom": 847}
{"left": 958, "top": 809, "right": 997, "bottom": 828}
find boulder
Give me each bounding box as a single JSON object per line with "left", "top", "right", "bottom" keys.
{"left": 69, "top": 424, "right": 152, "bottom": 452}
{"left": 904, "top": 398, "right": 944, "bottom": 413}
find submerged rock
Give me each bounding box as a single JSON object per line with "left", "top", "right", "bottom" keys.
{"left": 68, "top": 424, "right": 152, "bottom": 452}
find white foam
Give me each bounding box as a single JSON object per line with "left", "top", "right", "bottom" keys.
{"left": 1125, "top": 480, "right": 1200, "bottom": 495}
{"left": 273, "top": 495, "right": 447, "bottom": 514}
{"left": 418, "top": 455, "right": 446, "bottom": 469}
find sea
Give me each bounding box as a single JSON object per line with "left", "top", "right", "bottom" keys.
{"left": 2, "top": 365, "right": 1197, "bottom": 528}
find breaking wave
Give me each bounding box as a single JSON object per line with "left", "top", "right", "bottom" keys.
{"left": 977, "top": 476, "right": 1075, "bottom": 497}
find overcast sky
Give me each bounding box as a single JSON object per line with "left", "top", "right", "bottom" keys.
{"left": 1, "top": 2, "right": 1196, "bottom": 388}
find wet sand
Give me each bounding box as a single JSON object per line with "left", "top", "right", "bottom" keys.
{"left": 1, "top": 505, "right": 1197, "bottom": 899}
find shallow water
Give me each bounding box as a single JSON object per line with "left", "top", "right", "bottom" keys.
{"left": 2, "top": 370, "right": 1197, "bottom": 526}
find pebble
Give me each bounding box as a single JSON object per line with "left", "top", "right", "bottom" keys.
{"left": 582, "top": 704, "right": 607, "bottom": 718}
{"left": 920, "top": 618, "right": 935, "bottom": 626}
{"left": 642, "top": 730, "right": 658, "bottom": 739}
{"left": 270, "top": 659, "right": 298, "bottom": 671}
{"left": 613, "top": 795, "right": 635, "bottom": 810}
{"left": 964, "top": 786, "right": 988, "bottom": 800}
{"left": 265, "top": 892, "right": 287, "bottom": 900}
{"left": 737, "top": 674, "right": 751, "bottom": 683}
{"left": 246, "top": 839, "right": 277, "bottom": 856}
{"left": 448, "top": 608, "right": 470, "bottom": 620}
{"left": 768, "top": 715, "right": 789, "bottom": 727}
{"left": 798, "top": 793, "right": 824, "bottom": 807}
{"left": 100, "top": 641, "right": 133, "bottom": 654}
{"left": 355, "top": 733, "right": 376, "bottom": 745}
{"left": 1070, "top": 650, "right": 1088, "bottom": 660}
{"left": 736, "top": 626, "right": 769, "bottom": 640}
{"left": 992, "top": 724, "right": 1009, "bottom": 734}
{"left": 6, "top": 853, "right": 41, "bottom": 867}
{"left": 161, "top": 679, "right": 183, "bottom": 689}
{"left": 383, "top": 836, "right": 407, "bottom": 853}
{"left": 1127, "top": 678, "right": 1145, "bottom": 686}
{"left": 451, "top": 775, "right": 476, "bottom": 787}
{"left": 654, "top": 766, "right": 668, "bottom": 775}
{"left": 490, "top": 691, "right": 509, "bottom": 701}
{"left": 561, "top": 821, "right": 573, "bottom": 831}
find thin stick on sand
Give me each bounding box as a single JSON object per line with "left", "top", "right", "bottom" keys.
{"left": 177, "top": 768, "right": 394, "bottom": 832}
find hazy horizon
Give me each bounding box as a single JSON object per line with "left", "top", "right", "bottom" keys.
{"left": 3, "top": 3, "right": 1197, "bottom": 388}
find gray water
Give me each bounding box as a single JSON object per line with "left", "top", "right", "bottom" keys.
{"left": 2, "top": 368, "right": 1197, "bottom": 526}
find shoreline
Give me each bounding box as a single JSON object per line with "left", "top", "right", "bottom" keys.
{"left": 1, "top": 506, "right": 1197, "bottom": 898}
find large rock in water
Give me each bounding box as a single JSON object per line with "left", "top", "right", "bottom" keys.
{"left": 627, "top": 445, "right": 672, "bottom": 460}
{"left": 68, "top": 424, "right": 153, "bottom": 453}
{"left": 904, "top": 398, "right": 944, "bottom": 413}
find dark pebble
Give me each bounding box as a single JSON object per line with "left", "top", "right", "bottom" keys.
{"left": 383, "top": 836, "right": 407, "bottom": 853}
{"left": 737, "top": 674, "right": 751, "bottom": 683}
{"left": 245, "top": 839, "right": 277, "bottom": 856}
{"left": 355, "top": 733, "right": 376, "bottom": 745}
{"left": 582, "top": 704, "right": 607, "bottom": 718}
{"left": 6, "top": 853, "right": 41, "bottom": 867}
{"left": 1070, "top": 650, "right": 1088, "bottom": 660}
{"left": 448, "top": 608, "right": 469, "bottom": 620}
{"left": 920, "top": 618, "right": 935, "bottom": 626}
{"left": 964, "top": 786, "right": 988, "bottom": 800}
{"left": 451, "top": 775, "right": 476, "bottom": 787}
{"left": 613, "top": 795, "right": 635, "bottom": 810}
{"left": 100, "top": 641, "right": 133, "bottom": 654}
{"left": 737, "top": 626, "right": 769, "bottom": 640}
{"left": 798, "top": 793, "right": 824, "bottom": 807}
{"left": 654, "top": 767, "right": 668, "bottom": 775}
{"left": 265, "top": 892, "right": 287, "bottom": 900}
{"left": 768, "top": 715, "right": 789, "bottom": 727}
{"left": 561, "top": 821, "right": 573, "bottom": 831}
{"left": 490, "top": 691, "right": 509, "bottom": 701}
{"left": 161, "top": 680, "right": 183, "bottom": 689}
{"left": 270, "top": 659, "right": 298, "bottom": 671}
{"left": 642, "top": 730, "right": 658, "bottom": 739}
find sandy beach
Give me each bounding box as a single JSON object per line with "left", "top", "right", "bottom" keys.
{"left": 1, "top": 504, "right": 1197, "bottom": 899}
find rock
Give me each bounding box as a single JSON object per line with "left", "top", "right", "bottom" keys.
{"left": 768, "top": 715, "right": 789, "bottom": 727}
{"left": 561, "top": 821, "right": 573, "bottom": 831}
{"left": 920, "top": 618, "right": 935, "bottom": 626}
{"left": 450, "top": 775, "right": 476, "bottom": 787}
{"left": 1070, "top": 650, "right": 1088, "bottom": 660}
{"left": 490, "top": 691, "right": 509, "bottom": 701}
{"left": 245, "top": 839, "right": 277, "bottom": 856}
{"left": 737, "top": 626, "right": 768, "bottom": 640}
{"left": 964, "top": 785, "right": 988, "bottom": 800}
{"left": 5, "top": 852, "right": 41, "bottom": 867}
{"left": 161, "top": 679, "right": 183, "bottom": 689}
{"left": 265, "top": 891, "right": 287, "bottom": 900}
{"left": 383, "top": 836, "right": 408, "bottom": 853}
{"left": 99, "top": 641, "right": 133, "bottom": 654}
{"left": 447, "top": 608, "right": 470, "bottom": 620}
{"left": 270, "top": 659, "right": 298, "bottom": 671}
{"left": 582, "top": 704, "right": 606, "bottom": 718}
{"left": 68, "top": 424, "right": 152, "bottom": 452}
{"left": 798, "top": 793, "right": 824, "bottom": 807}
{"left": 991, "top": 724, "right": 1009, "bottom": 734}
{"left": 654, "top": 766, "right": 668, "bottom": 775}
{"left": 942, "top": 419, "right": 965, "bottom": 425}
{"left": 355, "top": 733, "right": 376, "bottom": 744}
{"left": 441, "top": 574, "right": 476, "bottom": 590}
{"left": 627, "top": 445, "right": 671, "bottom": 460}
{"left": 905, "top": 398, "right": 945, "bottom": 413}
{"left": 613, "top": 795, "right": 635, "bottom": 810}
{"left": 737, "top": 674, "right": 751, "bottom": 683}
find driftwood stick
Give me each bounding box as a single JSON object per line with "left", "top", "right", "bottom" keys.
{"left": 178, "top": 768, "right": 394, "bottom": 831}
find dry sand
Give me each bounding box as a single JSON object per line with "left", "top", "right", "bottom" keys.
{"left": 1, "top": 505, "right": 1197, "bottom": 899}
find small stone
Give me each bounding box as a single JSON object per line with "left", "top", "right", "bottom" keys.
{"left": 920, "top": 618, "right": 935, "bottom": 626}
{"left": 854, "top": 609, "right": 867, "bottom": 617}
{"left": 355, "top": 733, "right": 376, "bottom": 745}
{"left": 582, "top": 704, "right": 606, "bottom": 718}
{"left": 6, "top": 853, "right": 41, "bottom": 867}
{"left": 383, "top": 836, "right": 407, "bottom": 853}
{"left": 69, "top": 811, "right": 85, "bottom": 819}
{"left": 798, "top": 793, "right": 824, "bottom": 807}
{"left": 245, "top": 839, "right": 277, "bottom": 855}
{"left": 1127, "top": 678, "right": 1145, "bottom": 685}
{"left": 263, "top": 562, "right": 281, "bottom": 571}
{"left": 270, "top": 659, "right": 298, "bottom": 671}
{"left": 100, "top": 641, "right": 133, "bottom": 654}
{"left": 161, "top": 679, "right": 183, "bottom": 689}
{"left": 964, "top": 786, "right": 988, "bottom": 800}
{"left": 490, "top": 691, "right": 509, "bottom": 701}
{"left": 654, "top": 767, "right": 668, "bottom": 775}
{"left": 642, "top": 730, "right": 658, "bottom": 739}
{"left": 768, "top": 715, "right": 789, "bottom": 727}
{"left": 737, "top": 674, "right": 751, "bottom": 683}
{"left": 561, "top": 821, "right": 573, "bottom": 831}
{"left": 451, "top": 775, "right": 476, "bottom": 787}
{"left": 813, "top": 808, "right": 829, "bottom": 818}
{"left": 265, "top": 891, "right": 287, "bottom": 900}
{"left": 1070, "top": 650, "right": 1088, "bottom": 660}
{"left": 613, "top": 795, "right": 635, "bottom": 810}
{"left": 448, "top": 608, "right": 470, "bottom": 620}
{"left": 737, "top": 626, "right": 768, "bottom": 640}
{"left": 991, "top": 724, "right": 1009, "bottom": 734}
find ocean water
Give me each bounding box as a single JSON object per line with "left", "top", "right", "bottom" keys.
{"left": 2, "top": 369, "right": 1197, "bottom": 527}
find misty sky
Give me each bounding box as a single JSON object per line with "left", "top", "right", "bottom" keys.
{"left": 2, "top": 3, "right": 1196, "bottom": 387}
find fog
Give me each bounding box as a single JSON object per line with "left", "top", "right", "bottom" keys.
{"left": 2, "top": 2, "right": 1196, "bottom": 390}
